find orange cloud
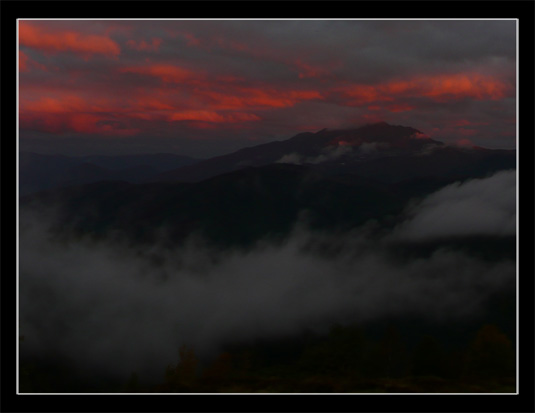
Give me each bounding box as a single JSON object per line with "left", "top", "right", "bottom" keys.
{"left": 19, "top": 22, "right": 120, "bottom": 57}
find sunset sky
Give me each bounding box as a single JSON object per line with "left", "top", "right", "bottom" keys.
{"left": 18, "top": 19, "right": 517, "bottom": 157}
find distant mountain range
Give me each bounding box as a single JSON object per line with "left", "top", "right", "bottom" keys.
{"left": 156, "top": 122, "right": 444, "bottom": 182}
{"left": 20, "top": 122, "right": 516, "bottom": 248}
{"left": 20, "top": 123, "right": 515, "bottom": 195}
{"left": 19, "top": 152, "right": 199, "bottom": 195}
{"left": 156, "top": 122, "right": 514, "bottom": 183}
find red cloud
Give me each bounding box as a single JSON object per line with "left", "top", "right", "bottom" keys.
{"left": 293, "top": 58, "right": 342, "bottom": 80}
{"left": 226, "top": 112, "right": 262, "bottom": 122}
{"left": 457, "top": 128, "right": 479, "bottom": 137}
{"left": 169, "top": 110, "right": 226, "bottom": 123}
{"left": 119, "top": 64, "right": 196, "bottom": 83}
{"left": 452, "top": 119, "right": 489, "bottom": 127}
{"left": 133, "top": 97, "right": 175, "bottom": 111}
{"left": 339, "top": 72, "right": 511, "bottom": 106}
{"left": 22, "top": 95, "right": 88, "bottom": 114}
{"left": 367, "top": 105, "right": 382, "bottom": 111}
{"left": 19, "top": 50, "right": 47, "bottom": 73}
{"left": 456, "top": 138, "right": 476, "bottom": 147}
{"left": 385, "top": 103, "right": 415, "bottom": 113}
{"left": 19, "top": 50, "right": 29, "bottom": 72}
{"left": 422, "top": 73, "right": 508, "bottom": 101}
{"left": 20, "top": 111, "right": 138, "bottom": 136}
{"left": 198, "top": 88, "right": 322, "bottom": 110}
{"left": 182, "top": 32, "right": 201, "bottom": 47}
{"left": 18, "top": 88, "right": 263, "bottom": 135}
{"left": 411, "top": 132, "right": 431, "bottom": 140}
{"left": 168, "top": 110, "right": 260, "bottom": 123}
{"left": 294, "top": 59, "right": 329, "bottom": 79}
{"left": 20, "top": 95, "right": 138, "bottom": 135}
{"left": 19, "top": 22, "right": 120, "bottom": 57}
{"left": 342, "top": 85, "right": 387, "bottom": 104}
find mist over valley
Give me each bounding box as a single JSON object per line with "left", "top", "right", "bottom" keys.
{"left": 19, "top": 124, "right": 517, "bottom": 393}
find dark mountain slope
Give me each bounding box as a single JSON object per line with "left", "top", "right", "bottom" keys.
{"left": 21, "top": 156, "right": 515, "bottom": 250}
{"left": 21, "top": 164, "right": 414, "bottom": 248}
{"left": 19, "top": 122, "right": 516, "bottom": 248}
{"left": 329, "top": 146, "right": 516, "bottom": 183}
{"left": 78, "top": 153, "right": 198, "bottom": 171}
{"left": 19, "top": 152, "right": 200, "bottom": 195}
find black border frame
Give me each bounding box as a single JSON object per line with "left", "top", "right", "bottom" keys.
{"left": 2, "top": 1, "right": 534, "bottom": 412}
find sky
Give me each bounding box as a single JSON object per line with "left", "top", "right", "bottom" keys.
{"left": 18, "top": 19, "right": 517, "bottom": 157}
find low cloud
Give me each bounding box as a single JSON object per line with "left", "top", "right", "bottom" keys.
{"left": 276, "top": 152, "right": 303, "bottom": 165}
{"left": 358, "top": 141, "right": 390, "bottom": 154}
{"left": 393, "top": 170, "right": 516, "bottom": 240}
{"left": 277, "top": 144, "right": 352, "bottom": 165}
{"left": 19, "top": 196, "right": 516, "bottom": 384}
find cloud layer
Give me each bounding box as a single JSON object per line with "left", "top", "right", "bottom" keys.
{"left": 19, "top": 20, "right": 516, "bottom": 157}
{"left": 18, "top": 171, "right": 517, "bottom": 383}
{"left": 393, "top": 170, "right": 516, "bottom": 239}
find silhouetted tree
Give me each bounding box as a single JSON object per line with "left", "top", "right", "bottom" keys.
{"left": 376, "top": 325, "right": 410, "bottom": 379}
{"left": 125, "top": 372, "right": 139, "bottom": 392}
{"left": 466, "top": 324, "right": 515, "bottom": 380}
{"left": 164, "top": 345, "right": 199, "bottom": 391}
{"left": 298, "top": 324, "right": 368, "bottom": 378}
{"left": 202, "top": 352, "right": 233, "bottom": 381}
{"left": 412, "top": 334, "right": 446, "bottom": 377}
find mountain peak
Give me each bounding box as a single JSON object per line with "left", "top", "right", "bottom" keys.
{"left": 159, "top": 123, "right": 446, "bottom": 182}
{"left": 318, "top": 122, "right": 439, "bottom": 148}
{"left": 359, "top": 121, "right": 421, "bottom": 134}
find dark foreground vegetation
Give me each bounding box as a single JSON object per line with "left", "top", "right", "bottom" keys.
{"left": 20, "top": 321, "right": 516, "bottom": 393}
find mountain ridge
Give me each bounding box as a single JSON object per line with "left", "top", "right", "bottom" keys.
{"left": 156, "top": 122, "right": 511, "bottom": 183}
{"left": 19, "top": 122, "right": 516, "bottom": 194}
{"left": 19, "top": 152, "right": 200, "bottom": 195}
